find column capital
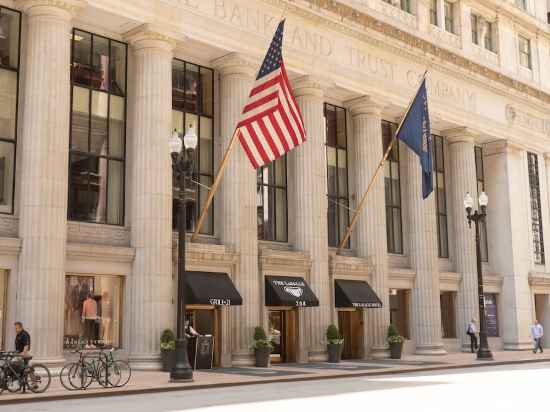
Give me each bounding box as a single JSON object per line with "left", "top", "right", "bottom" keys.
{"left": 124, "top": 23, "right": 180, "bottom": 53}
{"left": 17, "top": 0, "right": 87, "bottom": 19}
{"left": 444, "top": 127, "right": 480, "bottom": 144}
{"left": 212, "top": 52, "right": 257, "bottom": 78}
{"left": 346, "top": 95, "right": 388, "bottom": 117}
{"left": 291, "top": 75, "right": 333, "bottom": 99}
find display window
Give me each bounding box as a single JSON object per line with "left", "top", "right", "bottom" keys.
{"left": 64, "top": 274, "right": 123, "bottom": 349}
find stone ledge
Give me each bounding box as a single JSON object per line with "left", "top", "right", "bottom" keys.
{"left": 67, "top": 221, "right": 131, "bottom": 247}
{"left": 66, "top": 242, "right": 135, "bottom": 263}
{"left": 329, "top": 254, "right": 371, "bottom": 277}
{"left": 0, "top": 237, "right": 21, "bottom": 256}
{"left": 260, "top": 248, "right": 311, "bottom": 273}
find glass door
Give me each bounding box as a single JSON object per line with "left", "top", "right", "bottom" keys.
{"left": 268, "top": 310, "right": 284, "bottom": 363}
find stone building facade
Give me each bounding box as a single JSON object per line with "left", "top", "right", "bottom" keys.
{"left": 0, "top": 0, "right": 550, "bottom": 368}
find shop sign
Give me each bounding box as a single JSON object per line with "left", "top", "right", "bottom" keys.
{"left": 209, "top": 298, "right": 231, "bottom": 306}
{"left": 352, "top": 302, "right": 382, "bottom": 308}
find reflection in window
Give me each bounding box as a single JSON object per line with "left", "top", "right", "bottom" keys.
{"left": 257, "top": 157, "right": 287, "bottom": 242}
{"left": 0, "top": 7, "right": 19, "bottom": 215}
{"left": 325, "top": 103, "right": 349, "bottom": 248}
{"left": 69, "top": 30, "right": 126, "bottom": 225}
{"left": 519, "top": 35, "right": 532, "bottom": 69}
{"left": 64, "top": 274, "right": 123, "bottom": 348}
{"left": 430, "top": 0, "right": 438, "bottom": 25}
{"left": 444, "top": 0, "right": 455, "bottom": 34}
{"left": 528, "top": 152, "right": 545, "bottom": 265}
{"left": 172, "top": 59, "right": 214, "bottom": 234}
{"left": 475, "top": 146, "right": 488, "bottom": 262}
{"left": 383, "top": 121, "right": 403, "bottom": 254}
{"left": 433, "top": 135, "right": 448, "bottom": 258}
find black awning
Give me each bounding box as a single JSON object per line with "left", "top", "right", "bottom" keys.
{"left": 185, "top": 271, "right": 242, "bottom": 306}
{"left": 334, "top": 279, "right": 382, "bottom": 308}
{"left": 265, "top": 276, "right": 319, "bottom": 307}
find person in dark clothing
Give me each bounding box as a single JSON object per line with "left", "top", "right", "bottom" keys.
{"left": 14, "top": 321, "right": 30, "bottom": 355}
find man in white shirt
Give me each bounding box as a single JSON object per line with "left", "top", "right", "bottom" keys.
{"left": 530, "top": 320, "right": 544, "bottom": 354}
{"left": 466, "top": 319, "right": 478, "bottom": 353}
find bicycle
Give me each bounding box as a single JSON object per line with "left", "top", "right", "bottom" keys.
{"left": 60, "top": 347, "right": 131, "bottom": 390}
{"left": 0, "top": 351, "right": 51, "bottom": 394}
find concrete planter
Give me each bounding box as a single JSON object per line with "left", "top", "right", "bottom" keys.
{"left": 389, "top": 342, "right": 403, "bottom": 359}
{"left": 161, "top": 350, "right": 176, "bottom": 372}
{"left": 327, "top": 343, "right": 343, "bottom": 363}
{"left": 254, "top": 347, "right": 271, "bottom": 367}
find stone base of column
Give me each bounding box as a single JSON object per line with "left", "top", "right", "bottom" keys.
{"left": 129, "top": 354, "right": 162, "bottom": 371}
{"left": 220, "top": 352, "right": 232, "bottom": 368}
{"left": 503, "top": 341, "right": 535, "bottom": 351}
{"left": 369, "top": 346, "right": 390, "bottom": 359}
{"left": 231, "top": 352, "right": 254, "bottom": 367}
{"left": 33, "top": 356, "right": 66, "bottom": 375}
{"left": 415, "top": 344, "right": 447, "bottom": 355}
{"left": 308, "top": 349, "right": 328, "bottom": 362}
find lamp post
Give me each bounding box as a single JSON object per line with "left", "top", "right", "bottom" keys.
{"left": 463, "top": 191, "right": 493, "bottom": 361}
{"left": 169, "top": 125, "right": 198, "bottom": 381}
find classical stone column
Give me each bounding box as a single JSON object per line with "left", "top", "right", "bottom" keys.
{"left": 214, "top": 53, "right": 258, "bottom": 366}
{"left": 288, "top": 76, "right": 331, "bottom": 361}
{"left": 348, "top": 96, "right": 390, "bottom": 358}
{"left": 446, "top": 128, "right": 478, "bottom": 351}
{"left": 484, "top": 141, "right": 532, "bottom": 350}
{"left": 125, "top": 25, "right": 176, "bottom": 369}
{"left": 404, "top": 143, "right": 446, "bottom": 355}
{"left": 16, "top": 0, "right": 84, "bottom": 365}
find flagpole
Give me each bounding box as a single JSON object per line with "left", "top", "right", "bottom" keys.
{"left": 336, "top": 71, "right": 428, "bottom": 253}
{"left": 191, "top": 128, "right": 239, "bottom": 241}
{"left": 192, "top": 3, "right": 291, "bottom": 241}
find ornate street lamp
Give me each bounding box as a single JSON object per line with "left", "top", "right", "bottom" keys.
{"left": 464, "top": 191, "right": 493, "bottom": 361}
{"left": 169, "top": 125, "right": 198, "bottom": 381}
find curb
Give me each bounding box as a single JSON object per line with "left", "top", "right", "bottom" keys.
{"left": 1, "top": 357, "right": 549, "bottom": 405}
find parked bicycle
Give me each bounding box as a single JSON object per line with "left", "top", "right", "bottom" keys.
{"left": 60, "top": 347, "right": 131, "bottom": 390}
{"left": 0, "top": 351, "right": 51, "bottom": 394}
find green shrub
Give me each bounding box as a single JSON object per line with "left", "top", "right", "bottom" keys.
{"left": 252, "top": 326, "right": 273, "bottom": 350}
{"left": 326, "top": 324, "right": 344, "bottom": 345}
{"left": 160, "top": 329, "right": 176, "bottom": 351}
{"left": 387, "top": 324, "right": 404, "bottom": 344}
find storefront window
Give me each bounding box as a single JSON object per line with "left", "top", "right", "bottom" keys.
{"left": 440, "top": 291, "right": 456, "bottom": 338}
{"left": 69, "top": 30, "right": 126, "bottom": 225}
{"left": 528, "top": 152, "right": 545, "bottom": 265}
{"left": 389, "top": 289, "right": 410, "bottom": 339}
{"left": 0, "top": 7, "right": 20, "bottom": 215}
{"left": 172, "top": 59, "right": 214, "bottom": 234}
{"left": 257, "top": 156, "right": 287, "bottom": 242}
{"left": 64, "top": 274, "right": 123, "bottom": 348}
{"left": 383, "top": 121, "right": 403, "bottom": 254}
{"left": 433, "top": 135, "right": 448, "bottom": 258}
{"left": 0, "top": 270, "right": 7, "bottom": 350}
{"left": 484, "top": 293, "right": 499, "bottom": 337}
{"left": 325, "top": 103, "right": 349, "bottom": 248}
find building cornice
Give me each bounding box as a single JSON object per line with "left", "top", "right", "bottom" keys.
{"left": 260, "top": 248, "right": 311, "bottom": 273}
{"left": 262, "top": 0, "right": 550, "bottom": 107}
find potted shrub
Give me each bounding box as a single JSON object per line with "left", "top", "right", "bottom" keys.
{"left": 387, "top": 324, "right": 404, "bottom": 359}
{"left": 326, "top": 324, "right": 344, "bottom": 363}
{"left": 160, "top": 329, "right": 176, "bottom": 372}
{"left": 252, "top": 326, "right": 273, "bottom": 367}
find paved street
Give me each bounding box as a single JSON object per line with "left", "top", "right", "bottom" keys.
{"left": 4, "top": 362, "right": 549, "bottom": 412}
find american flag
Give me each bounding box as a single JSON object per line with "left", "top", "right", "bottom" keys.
{"left": 236, "top": 20, "right": 306, "bottom": 169}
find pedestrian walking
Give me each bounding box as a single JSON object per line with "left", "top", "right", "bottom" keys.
{"left": 466, "top": 319, "right": 478, "bottom": 353}
{"left": 531, "top": 320, "right": 544, "bottom": 354}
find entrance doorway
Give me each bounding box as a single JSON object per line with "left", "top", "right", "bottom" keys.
{"left": 186, "top": 306, "right": 221, "bottom": 366}
{"left": 338, "top": 309, "right": 363, "bottom": 359}
{"left": 268, "top": 309, "right": 297, "bottom": 363}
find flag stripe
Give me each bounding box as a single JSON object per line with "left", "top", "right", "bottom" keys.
{"left": 236, "top": 20, "right": 306, "bottom": 169}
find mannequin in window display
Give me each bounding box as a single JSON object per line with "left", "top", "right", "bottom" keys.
{"left": 82, "top": 293, "right": 98, "bottom": 348}
{"left": 101, "top": 290, "right": 112, "bottom": 346}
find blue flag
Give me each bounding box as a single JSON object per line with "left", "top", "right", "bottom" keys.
{"left": 396, "top": 78, "right": 433, "bottom": 199}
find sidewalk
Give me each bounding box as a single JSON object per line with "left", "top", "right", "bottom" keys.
{"left": 1, "top": 350, "right": 549, "bottom": 405}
